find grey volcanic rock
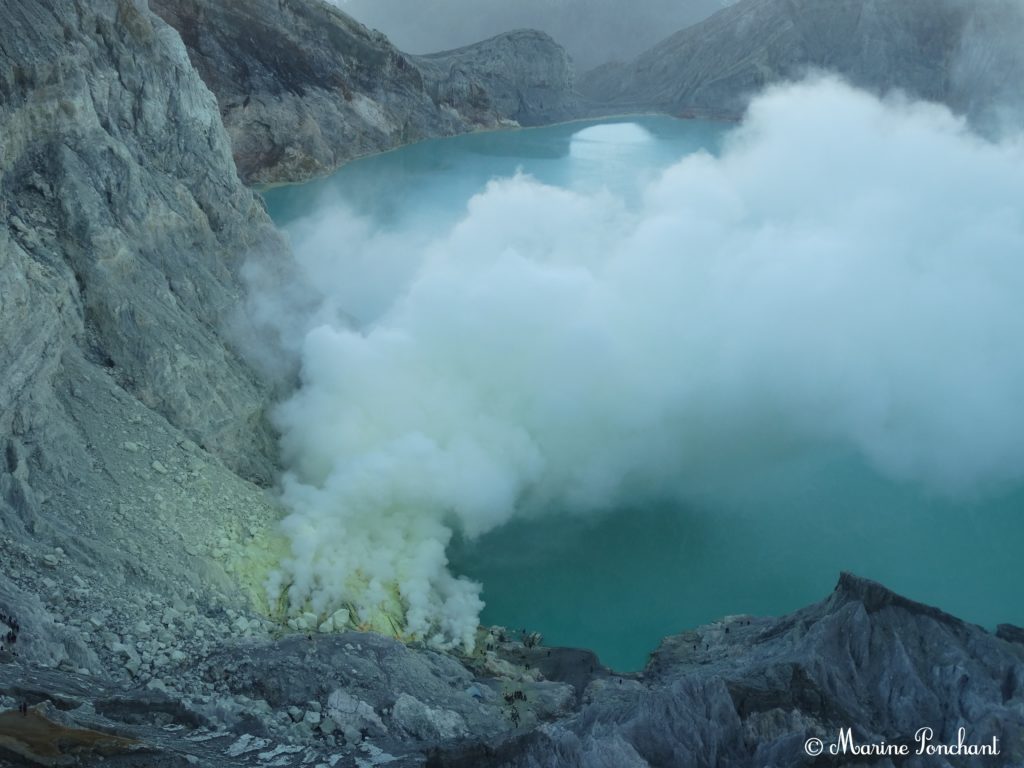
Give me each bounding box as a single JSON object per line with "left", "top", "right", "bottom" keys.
{"left": 412, "top": 30, "right": 578, "bottom": 128}
{"left": 1, "top": 0, "right": 284, "bottom": 695}
{"left": 580, "top": 0, "right": 1024, "bottom": 128}
{"left": 1, "top": 0, "right": 282, "bottom": 483}
{"left": 3, "top": 575, "right": 1023, "bottom": 766}
{"left": 436, "top": 574, "right": 1024, "bottom": 768}
{"left": 149, "top": 0, "right": 578, "bottom": 185}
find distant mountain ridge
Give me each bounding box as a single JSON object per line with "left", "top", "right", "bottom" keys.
{"left": 150, "top": 0, "right": 578, "bottom": 185}
{"left": 337, "top": 0, "right": 736, "bottom": 72}
{"left": 580, "top": 0, "right": 1024, "bottom": 129}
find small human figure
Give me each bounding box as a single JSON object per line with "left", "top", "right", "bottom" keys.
{"left": 510, "top": 704, "right": 520, "bottom": 728}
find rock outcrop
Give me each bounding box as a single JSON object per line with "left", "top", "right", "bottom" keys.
{"left": 412, "top": 30, "right": 579, "bottom": 130}
{"left": 3, "top": 575, "right": 1023, "bottom": 766}
{"left": 448, "top": 573, "right": 1024, "bottom": 767}
{"left": 149, "top": 0, "right": 578, "bottom": 185}
{"left": 0, "top": 0, "right": 285, "bottom": 685}
{"left": 580, "top": 0, "right": 1024, "bottom": 129}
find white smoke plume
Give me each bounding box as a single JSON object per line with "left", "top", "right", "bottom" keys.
{"left": 264, "top": 77, "right": 1024, "bottom": 650}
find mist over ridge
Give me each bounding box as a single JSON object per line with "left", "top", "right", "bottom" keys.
{"left": 581, "top": 0, "right": 1024, "bottom": 133}
{"left": 332, "top": 0, "right": 734, "bottom": 71}
{"left": 262, "top": 77, "right": 1024, "bottom": 649}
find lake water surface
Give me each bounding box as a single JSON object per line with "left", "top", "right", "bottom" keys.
{"left": 264, "top": 117, "right": 1024, "bottom": 671}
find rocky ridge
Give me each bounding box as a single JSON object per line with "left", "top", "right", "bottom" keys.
{"left": 0, "top": 0, "right": 287, "bottom": 694}
{"left": 3, "top": 574, "right": 1024, "bottom": 766}
{"left": 149, "top": 0, "right": 578, "bottom": 185}
{"left": 579, "top": 0, "right": 1024, "bottom": 130}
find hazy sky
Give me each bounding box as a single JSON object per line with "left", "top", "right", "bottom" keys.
{"left": 334, "top": 0, "right": 735, "bottom": 72}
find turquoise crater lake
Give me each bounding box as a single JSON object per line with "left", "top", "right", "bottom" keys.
{"left": 263, "top": 117, "right": 1024, "bottom": 672}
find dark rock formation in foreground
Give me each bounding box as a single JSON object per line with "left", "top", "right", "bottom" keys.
{"left": 580, "top": 0, "right": 1024, "bottom": 129}
{"left": 149, "top": 0, "right": 578, "bottom": 185}
{"left": 3, "top": 574, "right": 1023, "bottom": 766}
{"left": 457, "top": 573, "right": 1024, "bottom": 767}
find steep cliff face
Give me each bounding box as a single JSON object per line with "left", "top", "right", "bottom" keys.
{"left": 1, "top": 0, "right": 282, "bottom": 481}
{"left": 0, "top": 0, "right": 284, "bottom": 672}
{"left": 149, "top": 0, "right": 578, "bottom": 185}
{"left": 413, "top": 30, "right": 578, "bottom": 129}
{"left": 580, "top": 0, "right": 1024, "bottom": 127}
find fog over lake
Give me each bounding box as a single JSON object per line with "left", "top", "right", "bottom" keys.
{"left": 261, "top": 81, "right": 1024, "bottom": 666}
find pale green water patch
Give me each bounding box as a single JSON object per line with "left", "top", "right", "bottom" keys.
{"left": 451, "top": 451, "right": 1024, "bottom": 670}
